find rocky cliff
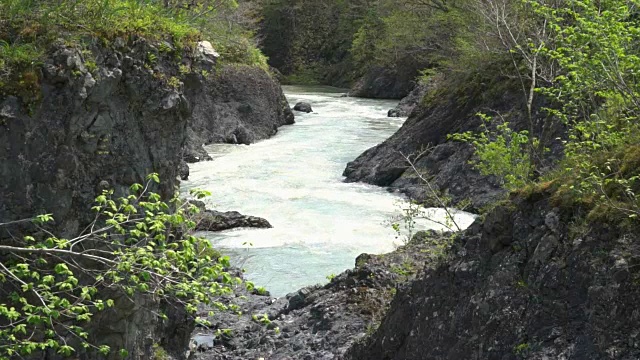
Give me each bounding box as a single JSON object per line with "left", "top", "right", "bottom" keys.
{"left": 183, "top": 64, "right": 294, "bottom": 163}
{"left": 0, "top": 39, "right": 190, "bottom": 237}
{"left": 346, "top": 188, "right": 640, "bottom": 359}
{"left": 344, "top": 71, "right": 563, "bottom": 211}
{"left": 0, "top": 36, "right": 292, "bottom": 359}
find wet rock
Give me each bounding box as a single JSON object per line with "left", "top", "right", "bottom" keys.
{"left": 294, "top": 102, "right": 313, "bottom": 113}
{"left": 194, "top": 210, "right": 272, "bottom": 232}
{"left": 387, "top": 109, "right": 402, "bottom": 117}
{"left": 179, "top": 160, "right": 190, "bottom": 181}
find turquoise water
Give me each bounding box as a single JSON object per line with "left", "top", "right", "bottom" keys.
{"left": 181, "top": 86, "right": 476, "bottom": 297}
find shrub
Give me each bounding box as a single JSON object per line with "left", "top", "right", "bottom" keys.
{"left": 0, "top": 174, "right": 241, "bottom": 358}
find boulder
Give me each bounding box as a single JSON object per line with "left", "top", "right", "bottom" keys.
{"left": 183, "top": 65, "right": 295, "bottom": 161}
{"left": 387, "top": 109, "right": 402, "bottom": 117}
{"left": 178, "top": 160, "right": 190, "bottom": 181}
{"left": 194, "top": 210, "right": 272, "bottom": 232}
{"left": 196, "top": 40, "right": 220, "bottom": 69}
{"left": 293, "top": 102, "right": 313, "bottom": 113}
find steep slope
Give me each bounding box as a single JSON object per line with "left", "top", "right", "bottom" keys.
{"left": 346, "top": 189, "right": 640, "bottom": 359}
{"left": 183, "top": 64, "right": 294, "bottom": 162}
{"left": 343, "top": 71, "right": 562, "bottom": 211}
{"left": 0, "top": 37, "right": 292, "bottom": 359}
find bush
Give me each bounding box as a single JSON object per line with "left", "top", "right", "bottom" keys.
{"left": 0, "top": 0, "right": 268, "bottom": 95}
{"left": 0, "top": 174, "right": 241, "bottom": 358}
{"left": 450, "top": 113, "right": 537, "bottom": 191}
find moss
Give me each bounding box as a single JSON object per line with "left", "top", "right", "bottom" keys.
{"left": 620, "top": 144, "right": 640, "bottom": 176}
{"left": 0, "top": 0, "right": 269, "bottom": 98}
{"left": 152, "top": 343, "right": 169, "bottom": 360}
{"left": 586, "top": 202, "right": 630, "bottom": 224}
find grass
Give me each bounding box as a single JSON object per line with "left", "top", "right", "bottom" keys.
{"left": 0, "top": 0, "right": 267, "bottom": 97}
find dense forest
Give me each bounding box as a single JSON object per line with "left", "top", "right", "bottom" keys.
{"left": 2, "top": 0, "right": 640, "bottom": 358}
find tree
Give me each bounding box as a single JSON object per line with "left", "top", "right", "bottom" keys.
{"left": 0, "top": 174, "right": 241, "bottom": 358}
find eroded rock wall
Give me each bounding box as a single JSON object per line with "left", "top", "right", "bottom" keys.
{"left": 346, "top": 193, "right": 640, "bottom": 360}
{"left": 183, "top": 65, "right": 294, "bottom": 162}
{"left": 0, "top": 37, "right": 292, "bottom": 359}
{"left": 344, "top": 72, "right": 563, "bottom": 211}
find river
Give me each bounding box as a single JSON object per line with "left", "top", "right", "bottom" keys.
{"left": 181, "top": 85, "right": 476, "bottom": 297}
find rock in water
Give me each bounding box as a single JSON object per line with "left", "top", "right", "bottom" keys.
{"left": 388, "top": 109, "right": 402, "bottom": 117}
{"left": 178, "top": 161, "right": 190, "bottom": 181}
{"left": 293, "top": 102, "right": 313, "bottom": 113}
{"left": 194, "top": 210, "right": 272, "bottom": 232}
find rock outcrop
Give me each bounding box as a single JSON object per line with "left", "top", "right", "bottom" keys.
{"left": 387, "top": 82, "right": 428, "bottom": 117}
{"left": 344, "top": 72, "right": 563, "bottom": 211}
{"left": 0, "top": 39, "right": 189, "bottom": 237}
{"left": 346, "top": 190, "right": 640, "bottom": 360}
{"left": 293, "top": 101, "right": 313, "bottom": 113}
{"left": 189, "top": 231, "right": 441, "bottom": 360}
{"left": 348, "top": 65, "right": 417, "bottom": 99}
{"left": 0, "top": 37, "right": 292, "bottom": 359}
{"left": 183, "top": 65, "right": 294, "bottom": 162}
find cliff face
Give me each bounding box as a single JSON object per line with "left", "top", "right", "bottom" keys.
{"left": 343, "top": 72, "right": 563, "bottom": 211}
{"left": 183, "top": 64, "right": 294, "bottom": 162}
{"left": 0, "top": 39, "right": 293, "bottom": 231}
{"left": 0, "top": 37, "right": 292, "bottom": 359}
{"left": 346, "top": 191, "right": 640, "bottom": 359}
{"left": 0, "top": 40, "right": 190, "bottom": 236}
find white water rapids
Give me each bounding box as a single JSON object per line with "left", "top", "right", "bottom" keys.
{"left": 181, "top": 85, "right": 476, "bottom": 296}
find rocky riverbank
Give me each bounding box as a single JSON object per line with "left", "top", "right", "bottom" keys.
{"left": 188, "top": 230, "right": 452, "bottom": 360}
{"left": 187, "top": 184, "right": 640, "bottom": 360}
{"left": 343, "top": 71, "right": 564, "bottom": 212}
{"left": 346, "top": 187, "right": 640, "bottom": 359}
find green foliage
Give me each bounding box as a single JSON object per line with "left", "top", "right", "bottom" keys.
{"left": 450, "top": 113, "right": 537, "bottom": 191}
{"left": 514, "top": 342, "right": 531, "bottom": 357}
{"left": 0, "top": 175, "right": 242, "bottom": 358}
{"left": 531, "top": 0, "right": 640, "bottom": 220}
{"left": 152, "top": 343, "right": 169, "bottom": 360}
{"left": 0, "top": 0, "right": 267, "bottom": 95}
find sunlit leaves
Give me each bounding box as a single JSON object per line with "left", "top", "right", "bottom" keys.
{"left": 0, "top": 175, "right": 242, "bottom": 358}
{"left": 450, "top": 113, "right": 537, "bottom": 191}
{"left": 531, "top": 0, "right": 640, "bottom": 218}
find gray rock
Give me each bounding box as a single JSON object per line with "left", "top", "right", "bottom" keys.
{"left": 194, "top": 210, "right": 272, "bottom": 232}
{"left": 183, "top": 65, "right": 294, "bottom": 161}
{"left": 387, "top": 82, "right": 428, "bottom": 117}
{"left": 179, "top": 160, "right": 190, "bottom": 181}
{"left": 348, "top": 64, "right": 421, "bottom": 99}
{"left": 346, "top": 198, "right": 640, "bottom": 360}
{"left": 343, "top": 72, "right": 564, "bottom": 212}
{"left": 294, "top": 102, "right": 313, "bottom": 113}
{"left": 197, "top": 41, "right": 220, "bottom": 60}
